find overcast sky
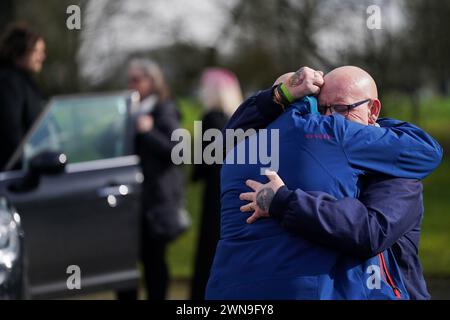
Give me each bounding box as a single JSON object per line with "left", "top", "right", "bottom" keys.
{"left": 78, "top": 0, "right": 236, "bottom": 83}
{"left": 78, "top": 0, "right": 405, "bottom": 84}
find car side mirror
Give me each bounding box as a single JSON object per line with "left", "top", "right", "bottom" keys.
{"left": 9, "top": 151, "right": 67, "bottom": 193}
{"left": 29, "top": 151, "right": 67, "bottom": 176}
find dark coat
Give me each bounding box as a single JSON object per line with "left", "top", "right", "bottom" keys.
{"left": 191, "top": 110, "right": 229, "bottom": 299}
{"left": 0, "top": 63, "right": 43, "bottom": 170}
{"left": 135, "top": 99, "right": 185, "bottom": 241}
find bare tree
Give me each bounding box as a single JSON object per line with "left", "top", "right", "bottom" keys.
{"left": 406, "top": 0, "right": 450, "bottom": 95}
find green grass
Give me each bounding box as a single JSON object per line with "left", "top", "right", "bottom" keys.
{"left": 167, "top": 174, "right": 203, "bottom": 279}
{"left": 360, "top": 93, "right": 450, "bottom": 276}
{"left": 382, "top": 94, "right": 450, "bottom": 138}
{"left": 419, "top": 161, "right": 450, "bottom": 276}
{"left": 167, "top": 98, "right": 204, "bottom": 279}
{"left": 168, "top": 95, "right": 450, "bottom": 279}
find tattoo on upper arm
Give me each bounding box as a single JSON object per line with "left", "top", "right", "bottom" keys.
{"left": 289, "top": 67, "right": 305, "bottom": 87}
{"left": 256, "top": 188, "right": 275, "bottom": 212}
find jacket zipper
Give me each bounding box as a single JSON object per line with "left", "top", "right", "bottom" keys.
{"left": 378, "top": 252, "right": 401, "bottom": 299}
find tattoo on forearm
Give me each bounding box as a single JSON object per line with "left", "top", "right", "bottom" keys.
{"left": 256, "top": 188, "right": 275, "bottom": 212}
{"left": 289, "top": 67, "right": 305, "bottom": 87}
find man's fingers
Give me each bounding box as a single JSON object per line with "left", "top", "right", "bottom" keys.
{"left": 239, "top": 192, "right": 255, "bottom": 202}
{"left": 240, "top": 202, "right": 255, "bottom": 212}
{"left": 313, "top": 73, "right": 324, "bottom": 87}
{"left": 246, "top": 179, "right": 262, "bottom": 191}
{"left": 310, "top": 85, "right": 321, "bottom": 96}
{"left": 265, "top": 170, "right": 280, "bottom": 182}
{"left": 246, "top": 212, "right": 261, "bottom": 224}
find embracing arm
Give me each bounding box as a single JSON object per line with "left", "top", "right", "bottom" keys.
{"left": 225, "top": 87, "right": 283, "bottom": 132}
{"left": 340, "top": 117, "right": 443, "bottom": 180}
{"left": 269, "top": 177, "right": 423, "bottom": 258}
{"left": 226, "top": 67, "right": 323, "bottom": 133}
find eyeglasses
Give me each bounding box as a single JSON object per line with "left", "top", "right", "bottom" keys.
{"left": 318, "top": 99, "right": 371, "bottom": 116}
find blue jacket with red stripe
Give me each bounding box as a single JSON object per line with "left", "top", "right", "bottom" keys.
{"left": 205, "top": 88, "right": 442, "bottom": 299}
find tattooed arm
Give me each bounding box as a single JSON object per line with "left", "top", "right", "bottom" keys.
{"left": 225, "top": 67, "right": 324, "bottom": 133}
{"left": 256, "top": 188, "right": 276, "bottom": 213}
{"left": 239, "top": 170, "right": 285, "bottom": 224}
{"left": 240, "top": 171, "right": 423, "bottom": 260}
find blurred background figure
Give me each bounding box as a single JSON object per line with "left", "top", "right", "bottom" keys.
{"left": 190, "top": 67, "right": 243, "bottom": 300}
{"left": 118, "top": 58, "right": 185, "bottom": 300}
{"left": 0, "top": 22, "right": 46, "bottom": 170}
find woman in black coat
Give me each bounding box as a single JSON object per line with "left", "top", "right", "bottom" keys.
{"left": 190, "top": 68, "right": 243, "bottom": 300}
{"left": 119, "top": 58, "right": 184, "bottom": 300}
{"left": 0, "top": 23, "right": 46, "bottom": 171}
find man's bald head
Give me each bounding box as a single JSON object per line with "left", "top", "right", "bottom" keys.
{"left": 274, "top": 72, "right": 295, "bottom": 86}
{"left": 318, "top": 66, "right": 381, "bottom": 126}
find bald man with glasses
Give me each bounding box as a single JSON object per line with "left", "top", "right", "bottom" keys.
{"left": 206, "top": 66, "right": 443, "bottom": 300}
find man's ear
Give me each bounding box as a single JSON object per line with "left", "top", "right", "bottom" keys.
{"left": 368, "top": 99, "right": 381, "bottom": 125}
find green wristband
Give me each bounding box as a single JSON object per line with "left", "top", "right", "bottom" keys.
{"left": 280, "top": 83, "right": 295, "bottom": 104}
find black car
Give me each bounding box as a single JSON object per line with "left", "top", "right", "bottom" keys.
{"left": 0, "top": 197, "right": 25, "bottom": 299}
{"left": 0, "top": 91, "right": 143, "bottom": 299}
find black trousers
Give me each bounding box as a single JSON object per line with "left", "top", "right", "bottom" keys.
{"left": 190, "top": 182, "right": 221, "bottom": 300}
{"left": 117, "top": 218, "right": 169, "bottom": 300}
{"left": 142, "top": 231, "right": 169, "bottom": 300}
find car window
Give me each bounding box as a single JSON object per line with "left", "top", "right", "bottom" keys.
{"left": 22, "top": 94, "right": 129, "bottom": 166}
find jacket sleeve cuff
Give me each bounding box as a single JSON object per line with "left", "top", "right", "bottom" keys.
{"left": 269, "top": 185, "right": 293, "bottom": 220}
{"left": 255, "top": 87, "right": 284, "bottom": 120}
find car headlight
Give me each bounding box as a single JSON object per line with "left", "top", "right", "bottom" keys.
{"left": 0, "top": 207, "right": 20, "bottom": 285}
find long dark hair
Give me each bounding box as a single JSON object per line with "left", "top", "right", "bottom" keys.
{"left": 0, "top": 22, "right": 43, "bottom": 66}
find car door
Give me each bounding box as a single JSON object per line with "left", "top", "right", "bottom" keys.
{"left": 0, "top": 92, "right": 143, "bottom": 298}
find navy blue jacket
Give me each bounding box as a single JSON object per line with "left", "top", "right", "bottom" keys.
{"left": 221, "top": 87, "right": 438, "bottom": 299}
{"left": 207, "top": 91, "right": 441, "bottom": 299}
